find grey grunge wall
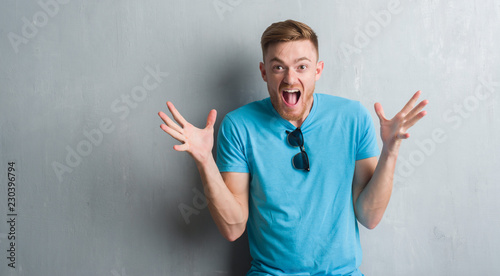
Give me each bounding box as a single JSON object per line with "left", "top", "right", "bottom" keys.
{"left": 1, "top": 0, "right": 499, "bottom": 275}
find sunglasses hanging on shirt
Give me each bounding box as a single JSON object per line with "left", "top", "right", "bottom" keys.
{"left": 286, "top": 128, "right": 310, "bottom": 171}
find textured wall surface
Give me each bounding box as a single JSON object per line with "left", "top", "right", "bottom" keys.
{"left": 1, "top": 1, "right": 499, "bottom": 275}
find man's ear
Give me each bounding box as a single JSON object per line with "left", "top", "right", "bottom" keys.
{"left": 259, "top": 62, "right": 267, "bottom": 82}
{"left": 315, "top": 61, "right": 324, "bottom": 81}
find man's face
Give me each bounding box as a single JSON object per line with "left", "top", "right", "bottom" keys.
{"left": 259, "top": 40, "right": 324, "bottom": 127}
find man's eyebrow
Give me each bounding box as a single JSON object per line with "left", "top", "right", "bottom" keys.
{"left": 268, "top": 57, "right": 312, "bottom": 63}
{"left": 295, "top": 57, "right": 312, "bottom": 63}
{"left": 269, "top": 57, "right": 284, "bottom": 63}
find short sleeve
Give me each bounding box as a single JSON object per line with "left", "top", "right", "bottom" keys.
{"left": 216, "top": 115, "right": 250, "bottom": 173}
{"left": 356, "top": 103, "right": 380, "bottom": 160}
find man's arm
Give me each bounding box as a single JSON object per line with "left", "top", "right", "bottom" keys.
{"left": 352, "top": 91, "right": 428, "bottom": 229}
{"left": 158, "top": 102, "right": 249, "bottom": 241}
{"left": 207, "top": 171, "right": 249, "bottom": 241}
{"left": 352, "top": 154, "right": 396, "bottom": 229}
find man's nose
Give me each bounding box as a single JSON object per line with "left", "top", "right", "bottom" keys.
{"left": 283, "top": 69, "right": 297, "bottom": 85}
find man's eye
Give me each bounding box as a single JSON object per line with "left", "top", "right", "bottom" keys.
{"left": 298, "top": 65, "right": 307, "bottom": 70}
{"left": 274, "top": 65, "right": 284, "bottom": 70}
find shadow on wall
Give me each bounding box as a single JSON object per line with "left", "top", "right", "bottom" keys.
{"left": 230, "top": 230, "right": 251, "bottom": 274}
{"left": 128, "top": 178, "right": 251, "bottom": 275}
{"left": 209, "top": 47, "right": 259, "bottom": 275}
{"left": 160, "top": 48, "right": 257, "bottom": 274}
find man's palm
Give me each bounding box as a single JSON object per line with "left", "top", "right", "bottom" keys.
{"left": 158, "top": 102, "right": 217, "bottom": 163}
{"left": 374, "top": 91, "right": 428, "bottom": 153}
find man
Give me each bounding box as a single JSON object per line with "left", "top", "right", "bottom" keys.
{"left": 159, "top": 20, "right": 427, "bottom": 275}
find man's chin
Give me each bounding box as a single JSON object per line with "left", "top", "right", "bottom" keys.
{"left": 270, "top": 97, "right": 307, "bottom": 123}
{"left": 277, "top": 109, "right": 304, "bottom": 123}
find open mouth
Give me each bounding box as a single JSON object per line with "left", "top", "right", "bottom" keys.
{"left": 282, "top": 89, "right": 301, "bottom": 106}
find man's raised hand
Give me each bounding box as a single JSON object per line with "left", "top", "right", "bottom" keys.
{"left": 374, "top": 90, "right": 428, "bottom": 155}
{"left": 158, "top": 102, "right": 217, "bottom": 163}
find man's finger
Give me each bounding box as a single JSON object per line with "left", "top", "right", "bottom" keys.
{"left": 404, "top": 99, "right": 428, "bottom": 120}
{"left": 404, "top": 110, "right": 427, "bottom": 130}
{"left": 398, "top": 133, "right": 410, "bottom": 139}
{"left": 158, "top": 111, "right": 183, "bottom": 133}
{"left": 167, "top": 101, "right": 188, "bottom": 127}
{"left": 400, "top": 90, "right": 421, "bottom": 115}
{"left": 374, "top": 102, "right": 387, "bottom": 122}
{"left": 206, "top": 109, "right": 217, "bottom": 129}
{"left": 160, "top": 124, "right": 185, "bottom": 143}
{"left": 173, "top": 143, "right": 189, "bottom": 152}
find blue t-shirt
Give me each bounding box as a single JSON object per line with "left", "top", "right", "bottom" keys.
{"left": 216, "top": 93, "right": 379, "bottom": 275}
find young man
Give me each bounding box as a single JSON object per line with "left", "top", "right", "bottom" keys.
{"left": 159, "top": 20, "right": 427, "bottom": 275}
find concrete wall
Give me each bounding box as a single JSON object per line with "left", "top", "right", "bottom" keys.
{"left": 1, "top": 0, "right": 499, "bottom": 275}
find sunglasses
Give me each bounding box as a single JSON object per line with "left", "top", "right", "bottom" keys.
{"left": 286, "top": 128, "right": 310, "bottom": 171}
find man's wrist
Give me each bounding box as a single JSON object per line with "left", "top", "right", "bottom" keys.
{"left": 194, "top": 151, "right": 215, "bottom": 169}
{"left": 381, "top": 142, "right": 401, "bottom": 160}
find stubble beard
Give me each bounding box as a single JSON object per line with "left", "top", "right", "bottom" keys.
{"left": 270, "top": 86, "right": 315, "bottom": 123}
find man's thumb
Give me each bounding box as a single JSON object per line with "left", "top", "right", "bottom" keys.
{"left": 206, "top": 109, "right": 217, "bottom": 128}
{"left": 374, "top": 102, "right": 386, "bottom": 122}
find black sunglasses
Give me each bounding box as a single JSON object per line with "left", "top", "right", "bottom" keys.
{"left": 286, "top": 128, "right": 310, "bottom": 171}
